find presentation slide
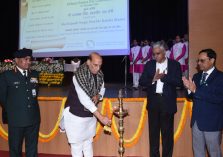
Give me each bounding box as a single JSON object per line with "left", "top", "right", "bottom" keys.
{"left": 19, "top": 0, "right": 129, "bottom": 57}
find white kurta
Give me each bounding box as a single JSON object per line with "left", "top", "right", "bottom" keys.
{"left": 63, "top": 107, "right": 97, "bottom": 143}
{"left": 172, "top": 42, "right": 186, "bottom": 65}
{"left": 61, "top": 76, "right": 105, "bottom": 143}
{"left": 141, "top": 45, "right": 152, "bottom": 64}
{"left": 183, "top": 41, "right": 189, "bottom": 62}
{"left": 130, "top": 45, "right": 141, "bottom": 64}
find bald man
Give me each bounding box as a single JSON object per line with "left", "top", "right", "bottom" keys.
{"left": 61, "top": 52, "right": 111, "bottom": 157}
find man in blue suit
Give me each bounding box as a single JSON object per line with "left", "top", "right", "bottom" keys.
{"left": 139, "top": 41, "right": 182, "bottom": 157}
{"left": 182, "top": 49, "right": 223, "bottom": 157}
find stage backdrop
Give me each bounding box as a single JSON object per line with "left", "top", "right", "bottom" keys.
{"left": 0, "top": 98, "right": 195, "bottom": 157}
{"left": 189, "top": 0, "right": 223, "bottom": 75}
{"left": 0, "top": 98, "right": 222, "bottom": 156}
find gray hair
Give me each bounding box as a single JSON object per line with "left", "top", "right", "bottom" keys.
{"left": 152, "top": 41, "right": 165, "bottom": 52}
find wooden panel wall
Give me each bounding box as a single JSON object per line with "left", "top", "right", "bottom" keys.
{"left": 189, "top": 0, "right": 223, "bottom": 76}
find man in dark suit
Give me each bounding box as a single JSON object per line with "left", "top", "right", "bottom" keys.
{"left": 0, "top": 48, "right": 40, "bottom": 157}
{"left": 139, "top": 41, "right": 182, "bottom": 157}
{"left": 182, "top": 49, "right": 223, "bottom": 157}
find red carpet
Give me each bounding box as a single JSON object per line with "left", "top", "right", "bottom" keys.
{"left": 0, "top": 151, "right": 141, "bottom": 157}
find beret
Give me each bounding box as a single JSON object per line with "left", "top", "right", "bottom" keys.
{"left": 13, "top": 48, "right": 32, "bottom": 58}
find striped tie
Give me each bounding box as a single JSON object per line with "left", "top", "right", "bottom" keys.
{"left": 200, "top": 72, "right": 208, "bottom": 85}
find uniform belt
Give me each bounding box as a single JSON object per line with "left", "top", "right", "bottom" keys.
{"left": 155, "top": 93, "right": 163, "bottom": 96}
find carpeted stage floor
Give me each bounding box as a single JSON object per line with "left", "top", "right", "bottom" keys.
{"left": 0, "top": 151, "right": 141, "bottom": 157}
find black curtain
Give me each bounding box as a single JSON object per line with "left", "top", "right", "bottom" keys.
{"left": 130, "top": 0, "right": 188, "bottom": 41}
{"left": 0, "top": 1, "right": 19, "bottom": 60}
{"left": 0, "top": 0, "right": 188, "bottom": 83}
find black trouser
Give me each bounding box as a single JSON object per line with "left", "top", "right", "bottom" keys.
{"left": 8, "top": 123, "right": 40, "bottom": 157}
{"left": 148, "top": 94, "right": 174, "bottom": 157}
{"left": 2, "top": 108, "right": 8, "bottom": 124}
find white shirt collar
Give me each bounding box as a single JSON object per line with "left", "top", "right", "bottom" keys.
{"left": 16, "top": 66, "right": 27, "bottom": 76}
{"left": 157, "top": 57, "right": 168, "bottom": 65}
{"left": 203, "top": 66, "right": 215, "bottom": 76}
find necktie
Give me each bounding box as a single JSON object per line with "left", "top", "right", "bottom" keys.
{"left": 23, "top": 70, "right": 27, "bottom": 79}
{"left": 200, "top": 72, "right": 208, "bottom": 85}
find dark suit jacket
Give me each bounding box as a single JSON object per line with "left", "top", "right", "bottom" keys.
{"left": 0, "top": 68, "right": 40, "bottom": 127}
{"left": 189, "top": 68, "right": 223, "bottom": 131}
{"left": 139, "top": 59, "right": 182, "bottom": 114}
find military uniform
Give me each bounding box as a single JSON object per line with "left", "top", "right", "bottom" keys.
{"left": 0, "top": 67, "right": 40, "bottom": 157}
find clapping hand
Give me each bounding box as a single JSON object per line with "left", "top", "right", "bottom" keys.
{"left": 182, "top": 76, "right": 196, "bottom": 93}
{"left": 153, "top": 69, "right": 165, "bottom": 82}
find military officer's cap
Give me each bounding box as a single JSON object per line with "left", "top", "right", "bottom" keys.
{"left": 13, "top": 48, "right": 33, "bottom": 58}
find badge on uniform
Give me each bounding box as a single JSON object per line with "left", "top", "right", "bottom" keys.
{"left": 30, "top": 77, "right": 38, "bottom": 83}
{"left": 32, "top": 89, "right": 37, "bottom": 97}
{"left": 13, "top": 81, "right": 20, "bottom": 88}
{"left": 13, "top": 81, "right": 20, "bottom": 85}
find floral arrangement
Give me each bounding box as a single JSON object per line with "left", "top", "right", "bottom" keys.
{"left": 0, "top": 60, "right": 65, "bottom": 86}
{"left": 0, "top": 60, "right": 15, "bottom": 73}
{"left": 30, "top": 61, "right": 64, "bottom": 73}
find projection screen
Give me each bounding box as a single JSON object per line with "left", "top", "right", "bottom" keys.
{"left": 19, "top": 0, "right": 130, "bottom": 57}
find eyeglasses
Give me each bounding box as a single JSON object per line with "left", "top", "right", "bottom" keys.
{"left": 153, "top": 52, "right": 161, "bottom": 56}
{"left": 197, "top": 58, "right": 209, "bottom": 63}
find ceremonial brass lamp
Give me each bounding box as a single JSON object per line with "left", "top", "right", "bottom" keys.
{"left": 103, "top": 89, "right": 128, "bottom": 157}
{"left": 114, "top": 89, "right": 128, "bottom": 157}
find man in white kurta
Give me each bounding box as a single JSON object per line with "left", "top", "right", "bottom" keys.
{"left": 61, "top": 52, "right": 111, "bottom": 157}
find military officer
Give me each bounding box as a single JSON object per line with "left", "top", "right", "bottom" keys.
{"left": 0, "top": 48, "right": 40, "bottom": 157}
